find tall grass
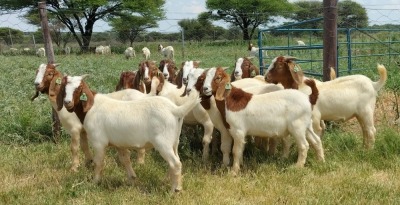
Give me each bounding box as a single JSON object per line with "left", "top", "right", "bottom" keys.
{"left": 0, "top": 43, "right": 400, "bottom": 204}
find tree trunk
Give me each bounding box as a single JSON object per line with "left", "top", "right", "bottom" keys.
{"left": 81, "top": 17, "right": 95, "bottom": 52}
{"left": 242, "top": 27, "right": 250, "bottom": 40}
{"left": 81, "top": 33, "right": 92, "bottom": 52}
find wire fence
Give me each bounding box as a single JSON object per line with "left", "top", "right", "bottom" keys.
{"left": 0, "top": 4, "right": 400, "bottom": 57}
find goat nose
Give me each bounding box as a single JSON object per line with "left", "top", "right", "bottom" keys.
{"left": 64, "top": 100, "right": 70, "bottom": 105}
{"left": 203, "top": 87, "right": 208, "bottom": 91}
{"left": 163, "top": 73, "right": 168, "bottom": 77}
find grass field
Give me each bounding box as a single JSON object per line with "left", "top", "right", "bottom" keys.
{"left": 1, "top": 42, "right": 400, "bottom": 204}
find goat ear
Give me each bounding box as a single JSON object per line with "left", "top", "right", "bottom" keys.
{"left": 133, "top": 72, "right": 141, "bottom": 91}
{"left": 53, "top": 63, "right": 60, "bottom": 67}
{"left": 215, "top": 77, "right": 229, "bottom": 101}
{"left": 284, "top": 56, "right": 297, "bottom": 61}
{"left": 56, "top": 77, "right": 67, "bottom": 111}
{"left": 288, "top": 62, "right": 304, "bottom": 85}
{"left": 81, "top": 85, "right": 94, "bottom": 113}
{"left": 176, "top": 68, "right": 183, "bottom": 88}
{"left": 230, "top": 70, "right": 235, "bottom": 82}
{"left": 157, "top": 74, "right": 165, "bottom": 94}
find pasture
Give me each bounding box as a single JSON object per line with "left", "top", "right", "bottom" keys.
{"left": 1, "top": 41, "right": 400, "bottom": 204}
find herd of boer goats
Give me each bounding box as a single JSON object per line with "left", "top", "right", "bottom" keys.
{"left": 32, "top": 43, "right": 387, "bottom": 192}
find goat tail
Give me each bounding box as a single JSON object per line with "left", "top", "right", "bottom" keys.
{"left": 373, "top": 63, "right": 387, "bottom": 92}
{"left": 329, "top": 67, "right": 336, "bottom": 80}
{"left": 304, "top": 79, "right": 318, "bottom": 106}
{"left": 172, "top": 91, "right": 201, "bottom": 118}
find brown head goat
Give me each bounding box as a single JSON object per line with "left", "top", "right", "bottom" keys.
{"left": 159, "top": 59, "right": 177, "bottom": 84}
{"left": 175, "top": 60, "right": 200, "bottom": 88}
{"left": 32, "top": 63, "right": 92, "bottom": 172}
{"left": 57, "top": 74, "right": 200, "bottom": 192}
{"left": 202, "top": 66, "right": 324, "bottom": 175}
{"left": 131, "top": 60, "right": 160, "bottom": 93}
{"left": 115, "top": 71, "right": 136, "bottom": 91}
{"left": 230, "top": 57, "right": 260, "bottom": 82}
{"left": 265, "top": 55, "right": 387, "bottom": 149}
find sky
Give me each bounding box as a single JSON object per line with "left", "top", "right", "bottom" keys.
{"left": 0, "top": 0, "right": 400, "bottom": 33}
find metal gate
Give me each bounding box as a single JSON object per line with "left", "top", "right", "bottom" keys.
{"left": 257, "top": 22, "right": 400, "bottom": 77}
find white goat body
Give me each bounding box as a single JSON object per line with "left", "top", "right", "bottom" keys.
{"left": 248, "top": 43, "right": 267, "bottom": 59}
{"left": 36, "top": 47, "right": 45, "bottom": 57}
{"left": 297, "top": 40, "right": 306, "bottom": 46}
{"left": 95, "top": 45, "right": 104, "bottom": 54}
{"left": 149, "top": 75, "right": 215, "bottom": 161}
{"left": 61, "top": 75, "right": 200, "bottom": 192}
{"left": 124, "top": 47, "right": 136, "bottom": 59}
{"left": 158, "top": 44, "right": 174, "bottom": 60}
{"left": 142, "top": 47, "right": 151, "bottom": 60}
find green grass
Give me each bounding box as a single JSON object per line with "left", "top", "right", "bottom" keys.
{"left": 1, "top": 43, "right": 400, "bottom": 204}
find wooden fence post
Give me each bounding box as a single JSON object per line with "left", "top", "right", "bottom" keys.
{"left": 38, "top": 1, "right": 61, "bottom": 143}
{"left": 323, "top": 0, "right": 338, "bottom": 81}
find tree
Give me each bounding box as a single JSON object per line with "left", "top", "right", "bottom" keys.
{"left": 111, "top": 3, "right": 164, "bottom": 46}
{"left": 206, "top": 0, "right": 294, "bottom": 40}
{"left": 338, "top": 0, "right": 368, "bottom": 28}
{"left": 291, "top": 1, "right": 324, "bottom": 29}
{"left": 291, "top": 0, "right": 368, "bottom": 29}
{"left": 0, "top": 0, "right": 165, "bottom": 52}
{"left": 178, "top": 12, "right": 217, "bottom": 41}
{"left": 0, "top": 27, "right": 24, "bottom": 46}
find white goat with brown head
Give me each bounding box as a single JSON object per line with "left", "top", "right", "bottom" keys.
{"left": 57, "top": 74, "right": 200, "bottom": 192}
{"left": 184, "top": 67, "right": 286, "bottom": 166}
{"left": 202, "top": 66, "right": 325, "bottom": 175}
{"left": 265, "top": 56, "right": 387, "bottom": 149}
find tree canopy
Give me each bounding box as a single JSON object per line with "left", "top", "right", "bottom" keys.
{"left": 291, "top": 0, "right": 368, "bottom": 29}
{"left": 206, "top": 0, "right": 294, "bottom": 40}
{"left": 110, "top": 0, "right": 164, "bottom": 46}
{"left": 0, "top": 0, "right": 165, "bottom": 51}
{"left": 337, "top": 0, "right": 368, "bottom": 28}
{"left": 178, "top": 12, "right": 225, "bottom": 41}
{"left": 0, "top": 27, "right": 24, "bottom": 46}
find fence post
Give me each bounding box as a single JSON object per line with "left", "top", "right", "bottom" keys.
{"left": 38, "top": 1, "right": 61, "bottom": 143}
{"left": 323, "top": 0, "right": 338, "bottom": 81}
{"left": 8, "top": 29, "right": 14, "bottom": 47}
{"left": 181, "top": 29, "right": 185, "bottom": 59}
